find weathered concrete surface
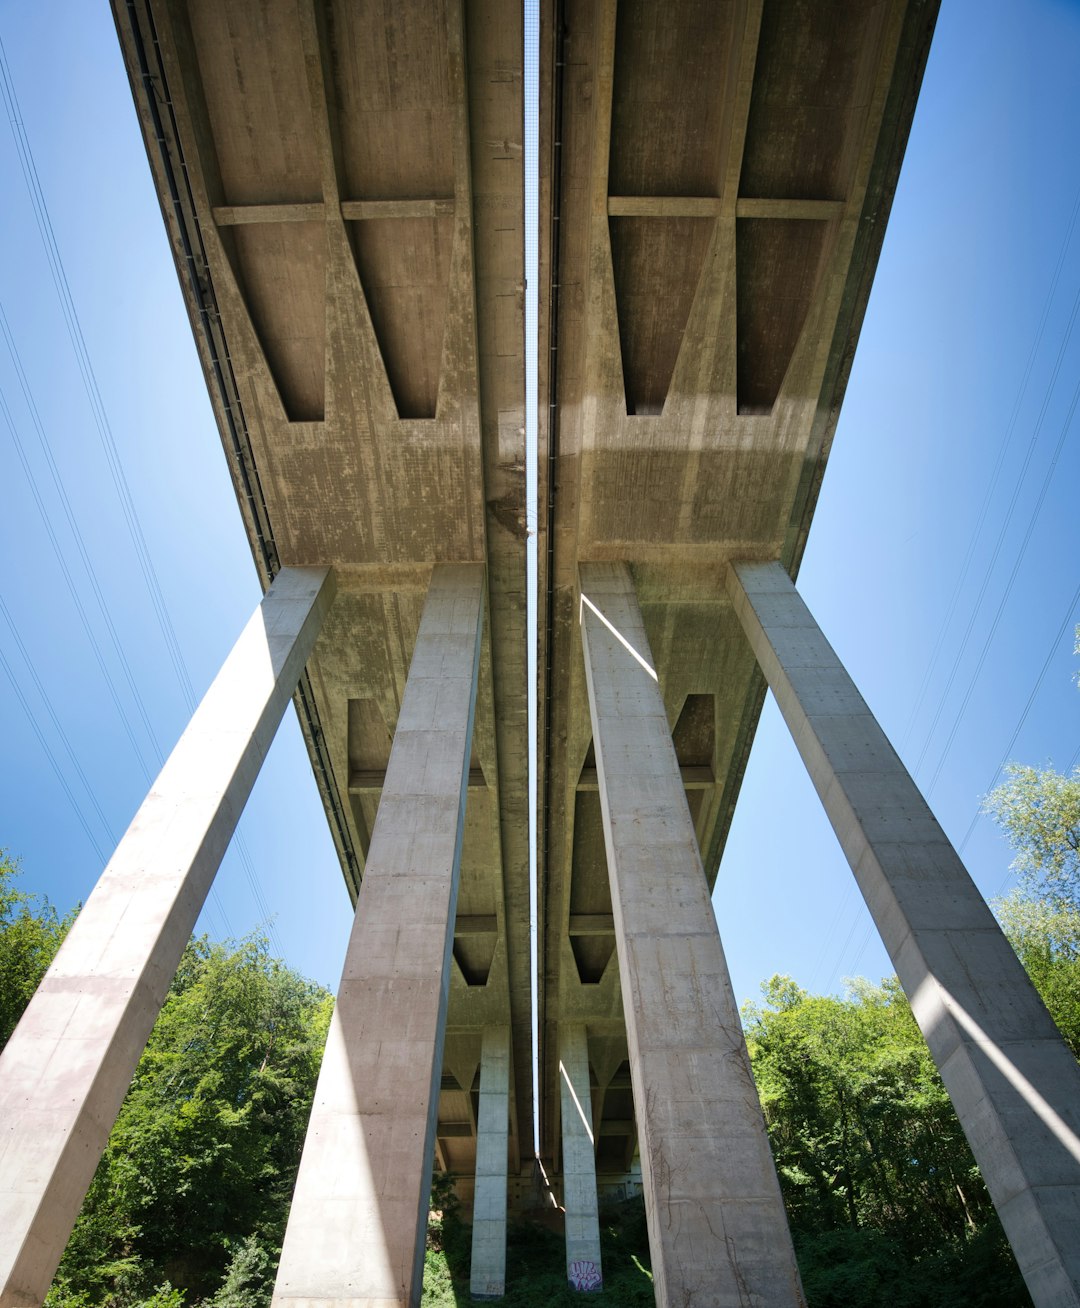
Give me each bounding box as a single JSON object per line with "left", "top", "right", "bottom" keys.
{"left": 272, "top": 564, "right": 483, "bottom": 1308}
{"left": 470, "top": 1026, "right": 510, "bottom": 1299}
{"left": 113, "top": 0, "right": 532, "bottom": 1181}
{"left": 0, "top": 567, "right": 334, "bottom": 1308}
{"left": 559, "top": 1024, "right": 603, "bottom": 1293}
{"left": 728, "top": 560, "right": 1080, "bottom": 1308}
{"left": 536, "top": 0, "right": 941, "bottom": 1168}
{"left": 579, "top": 562, "right": 805, "bottom": 1308}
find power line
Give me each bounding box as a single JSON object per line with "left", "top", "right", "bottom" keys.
{"left": 1, "top": 38, "right": 274, "bottom": 950}
{"left": 0, "top": 641, "right": 108, "bottom": 866}
{"left": 0, "top": 36, "right": 196, "bottom": 710}
{"left": 912, "top": 280, "right": 1080, "bottom": 782}
{"left": 0, "top": 303, "right": 162, "bottom": 764}
{"left": 900, "top": 182, "right": 1080, "bottom": 754}
{"left": 0, "top": 379, "right": 155, "bottom": 781}
{"left": 925, "top": 369, "right": 1080, "bottom": 796}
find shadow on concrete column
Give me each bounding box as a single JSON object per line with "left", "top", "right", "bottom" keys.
{"left": 471, "top": 1025, "right": 510, "bottom": 1299}
{"left": 0, "top": 566, "right": 335, "bottom": 1308}
{"left": 728, "top": 559, "right": 1080, "bottom": 1308}
{"left": 578, "top": 561, "right": 805, "bottom": 1308}
{"left": 271, "top": 563, "right": 484, "bottom": 1308}
{"left": 560, "top": 1023, "right": 603, "bottom": 1293}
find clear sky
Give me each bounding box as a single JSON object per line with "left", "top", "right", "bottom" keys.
{"left": 0, "top": 0, "right": 1078, "bottom": 1015}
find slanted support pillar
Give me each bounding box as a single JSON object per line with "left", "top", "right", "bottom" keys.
{"left": 578, "top": 562, "right": 804, "bottom": 1308}
{"left": 0, "top": 566, "right": 335, "bottom": 1308}
{"left": 728, "top": 559, "right": 1080, "bottom": 1308}
{"left": 272, "top": 562, "right": 484, "bottom": 1308}
{"left": 559, "top": 1024, "right": 602, "bottom": 1293}
{"left": 470, "top": 1026, "right": 510, "bottom": 1300}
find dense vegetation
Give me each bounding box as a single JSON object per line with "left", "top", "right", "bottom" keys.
{"left": 2, "top": 741, "right": 1078, "bottom": 1308}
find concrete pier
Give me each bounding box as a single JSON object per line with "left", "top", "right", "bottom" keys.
{"left": 470, "top": 1026, "right": 511, "bottom": 1299}
{"left": 728, "top": 559, "right": 1080, "bottom": 1308}
{"left": 0, "top": 567, "right": 334, "bottom": 1308}
{"left": 271, "top": 563, "right": 484, "bottom": 1308}
{"left": 559, "top": 1024, "right": 603, "bottom": 1293}
{"left": 578, "top": 562, "right": 805, "bottom": 1308}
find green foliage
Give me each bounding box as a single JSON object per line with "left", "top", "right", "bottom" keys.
{"left": 421, "top": 1198, "right": 654, "bottom": 1306}
{"left": 46, "top": 934, "right": 332, "bottom": 1308}
{"left": 742, "top": 976, "right": 1032, "bottom": 1307}
{"left": 984, "top": 764, "right": 1080, "bottom": 911}
{"left": 995, "top": 888, "right": 1080, "bottom": 1056}
{"left": 0, "top": 850, "right": 75, "bottom": 1049}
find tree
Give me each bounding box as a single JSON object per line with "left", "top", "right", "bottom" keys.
{"left": 984, "top": 764, "right": 1080, "bottom": 911}
{"left": 994, "top": 888, "right": 1080, "bottom": 1057}
{"left": 48, "top": 934, "right": 333, "bottom": 1308}
{"left": 742, "top": 976, "right": 1030, "bottom": 1307}
{"left": 0, "top": 849, "right": 75, "bottom": 1049}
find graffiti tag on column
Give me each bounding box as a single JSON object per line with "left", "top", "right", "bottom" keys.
{"left": 569, "top": 1259, "right": 602, "bottom": 1291}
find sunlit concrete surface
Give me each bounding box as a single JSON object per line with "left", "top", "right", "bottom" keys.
{"left": 580, "top": 562, "right": 804, "bottom": 1307}
{"left": 272, "top": 564, "right": 483, "bottom": 1308}
{"left": 470, "top": 1026, "right": 511, "bottom": 1299}
{"left": 559, "top": 1024, "right": 603, "bottom": 1292}
{"left": 0, "top": 567, "right": 334, "bottom": 1308}
{"left": 728, "top": 560, "right": 1080, "bottom": 1306}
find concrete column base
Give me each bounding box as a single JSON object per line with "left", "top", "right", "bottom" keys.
{"left": 560, "top": 1024, "right": 603, "bottom": 1293}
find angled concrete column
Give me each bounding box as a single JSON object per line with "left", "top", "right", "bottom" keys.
{"left": 728, "top": 559, "right": 1080, "bottom": 1308}
{"left": 470, "top": 1026, "right": 510, "bottom": 1300}
{"left": 578, "top": 562, "right": 804, "bottom": 1308}
{"left": 559, "top": 1023, "right": 603, "bottom": 1293}
{"left": 0, "top": 566, "right": 334, "bottom": 1308}
{"left": 272, "top": 563, "right": 484, "bottom": 1308}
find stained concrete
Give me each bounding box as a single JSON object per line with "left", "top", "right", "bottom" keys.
{"left": 0, "top": 567, "right": 334, "bottom": 1308}
{"left": 470, "top": 1026, "right": 510, "bottom": 1299}
{"left": 271, "top": 564, "right": 483, "bottom": 1308}
{"left": 728, "top": 560, "right": 1080, "bottom": 1308}
{"left": 559, "top": 1024, "right": 603, "bottom": 1293}
{"left": 579, "top": 562, "right": 805, "bottom": 1308}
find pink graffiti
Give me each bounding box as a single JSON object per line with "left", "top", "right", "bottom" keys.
{"left": 569, "top": 1259, "right": 602, "bottom": 1291}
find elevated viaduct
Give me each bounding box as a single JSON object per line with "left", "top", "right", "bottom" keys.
{"left": 2, "top": 2, "right": 1080, "bottom": 1306}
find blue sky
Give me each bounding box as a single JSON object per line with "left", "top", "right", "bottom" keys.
{"left": 0, "top": 0, "right": 1078, "bottom": 1012}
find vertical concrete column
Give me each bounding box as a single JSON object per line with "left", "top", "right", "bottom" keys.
{"left": 0, "top": 566, "right": 335, "bottom": 1308}
{"left": 470, "top": 1026, "right": 510, "bottom": 1299}
{"left": 728, "top": 559, "right": 1080, "bottom": 1308}
{"left": 559, "top": 1023, "right": 602, "bottom": 1293}
{"left": 578, "top": 561, "right": 805, "bottom": 1308}
{"left": 272, "top": 563, "right": 484, "bottom": 1308}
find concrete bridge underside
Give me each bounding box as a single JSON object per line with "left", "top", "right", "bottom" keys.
{"left": 2, "top": 2, "right": 1080, "bottom": 1307}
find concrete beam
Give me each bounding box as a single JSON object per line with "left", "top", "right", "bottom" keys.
{"left": 579, "top": 562, "right": 805, "bottom": 1308}
{"left": 559, "top": 1024, "right": 603, "bottom": 1294}
{"left": 0, "top": 567, "right": 335, "bottom": 1308}
{"left": 271, "top": 563, "right": 484, "bottom": 1308}
{"left": 728, "top": 560, "right": 1080, "bottom": 1308}
{"left": 470, "top": 1026, "right": 510, "bottom": 1300}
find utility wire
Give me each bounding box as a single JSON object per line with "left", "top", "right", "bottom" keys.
{"left": 912, "top": 280, "right": 1080, "bottom": 781}
{"left": 1, "top": 38, "right": 274, "bottom": 951}
{"left": 925, "top": 368, "right": 1080, "bottom": 796}
{"left": 1, "top": 303, "right": 162, "bottom": 763}
{"left": 0, "top": 380, "right": 155, "bottom": 781}
{"left": 900, "top": 182, "right": 1080, "bottom": 753}
{"left": 0, "top": 641, "right": 108, "bottom": 866}
{"left": 0, "top": 37, "right": 196, "bottom": 709}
